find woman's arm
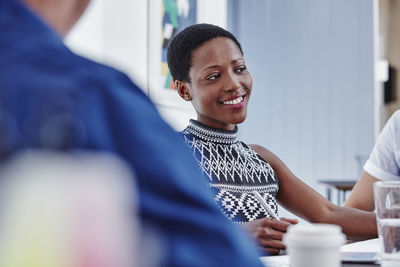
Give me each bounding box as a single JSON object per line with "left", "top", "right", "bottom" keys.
{"left": 343, "top": 172, "right": 379, "bottom": 211}
{"left": 249, "top": 144, "right": 377, "bottom": 241}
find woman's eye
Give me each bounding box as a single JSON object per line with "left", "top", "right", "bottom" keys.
{"left": 206, "top": 73, "right": 220, "bottom": 80}
{"left": 236, "top": 66, "right": 247, "bottom": 73}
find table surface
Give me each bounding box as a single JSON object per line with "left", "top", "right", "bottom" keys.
{"left": 318, "top": 179, "right": 357, "bottom": 188}
{"left": 260, "top": 238, "right": 381, "bottom": 267}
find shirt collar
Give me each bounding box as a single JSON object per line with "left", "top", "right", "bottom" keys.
{"left": 186, "top": 119, "right": 238, "bottom": 145}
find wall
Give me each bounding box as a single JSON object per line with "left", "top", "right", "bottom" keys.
{"left": 66, "top": 0, "right": 148, "bottom": 90}
{"left": 228, "top": 0, "right": 376, "bottom": 206}
{"left": 379, "top": 0, "right": 400, "bottom": 119}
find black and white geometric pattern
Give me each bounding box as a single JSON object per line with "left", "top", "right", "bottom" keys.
{"left": 181, "top": 120, "right": 279, "bottom": 223}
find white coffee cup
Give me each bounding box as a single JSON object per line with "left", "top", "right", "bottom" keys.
{"left": 283, "top": 223, "right": 345, "bottom": 267}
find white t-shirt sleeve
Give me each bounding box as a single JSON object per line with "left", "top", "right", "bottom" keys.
{"left": 364, "top": 110, "right": 400, "bottom": 181}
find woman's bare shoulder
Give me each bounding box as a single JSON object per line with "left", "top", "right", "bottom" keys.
{"left": 248, "top": 144, "right": 280, "bottom": 164}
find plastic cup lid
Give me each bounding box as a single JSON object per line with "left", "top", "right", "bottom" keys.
{"left": 283, "top": 223, "right": 345, "bottom": 247}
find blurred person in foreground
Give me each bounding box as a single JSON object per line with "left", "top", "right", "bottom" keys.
{"left": 0, "top": 0, "right": 264, "bottom": 266}
{"left": 344, "top": 110, "right": 400, "bottom": 211}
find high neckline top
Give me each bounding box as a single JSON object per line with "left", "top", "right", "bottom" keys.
{"left": 181, "top": 119, "right": 279, "bottom": 223}
{"left": 185, "top": 119, "right": 238, "bottom": 145}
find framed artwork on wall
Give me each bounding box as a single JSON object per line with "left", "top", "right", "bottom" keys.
{"left": 147, "top": 0, "right": 198, "bottom": 109}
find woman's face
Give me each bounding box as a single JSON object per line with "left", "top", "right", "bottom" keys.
{"left": 183, "top": 37, "right": 252, "bottom": 131}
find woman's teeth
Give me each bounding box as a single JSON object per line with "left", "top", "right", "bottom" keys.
{"left": 223, "top": 96, "right": 243, "bottom": 105}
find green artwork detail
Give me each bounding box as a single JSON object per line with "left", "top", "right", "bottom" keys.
{"left": 164, "top": 71, "right": 172, "bottom": 89}
{"left": 163, "top": 0, "right": 179, "bottom": 28}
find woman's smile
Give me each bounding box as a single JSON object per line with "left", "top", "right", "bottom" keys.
{"left": 220, "top": 94, "right": 246, "bottom": 108}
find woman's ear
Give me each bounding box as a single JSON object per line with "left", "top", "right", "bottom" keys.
{"left": 175, "top": 80, "right": 192, "bottom": 101}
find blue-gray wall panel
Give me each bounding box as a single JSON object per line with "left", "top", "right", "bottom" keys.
{"left": 228, "top": 0, "right": 375, "bottom": 199}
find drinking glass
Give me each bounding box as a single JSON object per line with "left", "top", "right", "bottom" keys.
{"left": 374, "top": 181, "right": 400, "bottom": 266}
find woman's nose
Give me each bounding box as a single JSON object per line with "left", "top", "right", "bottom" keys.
{"left": 224, "top": 72, "right": 240, "bottom": 91}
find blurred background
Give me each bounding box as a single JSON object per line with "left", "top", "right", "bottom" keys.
{"left": 65, "top": 0, "right": 400, "bottom": 216}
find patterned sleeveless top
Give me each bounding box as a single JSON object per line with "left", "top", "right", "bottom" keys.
{"left": 181, "top": 119, "right": 279, "bottom": 223}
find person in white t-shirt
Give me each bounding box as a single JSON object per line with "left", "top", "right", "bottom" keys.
{"left": 344, "top": 110, "right": 400, "bottom": 211}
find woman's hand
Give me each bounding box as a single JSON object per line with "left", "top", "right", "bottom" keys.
{"left": 240, "top": 217, "right": 298, "bottom": 255}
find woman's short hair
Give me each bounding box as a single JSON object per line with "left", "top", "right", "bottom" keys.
{"left": 167, "top": 23, "right": 243, "bottom": 83}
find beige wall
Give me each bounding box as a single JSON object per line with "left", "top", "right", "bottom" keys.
{"left": 379, "top": 0, "right": 400, "bottom": 120}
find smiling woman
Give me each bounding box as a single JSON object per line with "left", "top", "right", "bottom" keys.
{"left": 167, "top": 23, "right": 378, "bottom": 256}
